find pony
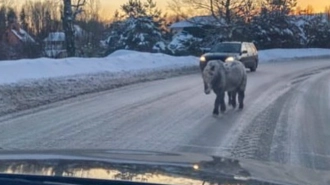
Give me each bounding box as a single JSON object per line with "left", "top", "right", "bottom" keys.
{"left": 202, "top": 60, "right": 247, "bottom": 115}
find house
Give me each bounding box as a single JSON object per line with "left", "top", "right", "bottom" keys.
{"left": 43, "top": 25, "right": 86, "bottom": 58}
{"left": 43, "top": 32, "right": 67, "bottom": 58}
{"left": 1, "top": 19, "right": 35, "bottom": 59}
{"left": 169, "top": 15, "right": 226, "bottom": 34}
{"left": 2, "top": 21, "right": 35, "bottom": 46}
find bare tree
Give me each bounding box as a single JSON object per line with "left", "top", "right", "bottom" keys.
{"left": 24, "top": 0, "right": 61, "bottom": 37}
{"left": 62, "top": 0, "right": 86, "bottom": 57}
{"left": 168, "top": 0, "right": 259, "bottom": 24}
{"left": 168, "top": 0, "right": 261, "bottom": 41}
{"left": 325, "top": 5, "right": 330, "bottom": 21}
{"left": 83, "top": 0, "right": 100, "bottom": 20}
{"left": 305, "top": 5, "right": 314, "bottom": 15}
{"left": 0, "top": 0, "right": 14, "bottom": 7}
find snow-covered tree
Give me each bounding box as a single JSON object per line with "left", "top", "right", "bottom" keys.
{"left": 105, "top": 0, "right": 168, "bottom": 54}
{"left": 250, "top": 14, "right": 302, "bottom": 49}
{"left": 106, "top": 16, "right": 167, "bottom": 54}
{"left": 304, "top": 15, "right": 330, "bottom": 48}
{"left": 167, "top": 31, "right": 202, "bottom": 56}
{"left": 248, "top": 0, "right": 302, "bottom": 49}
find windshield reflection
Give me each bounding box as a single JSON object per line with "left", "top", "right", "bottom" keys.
{"left": 0, "top": 156, "right": 263, "bottom": 185}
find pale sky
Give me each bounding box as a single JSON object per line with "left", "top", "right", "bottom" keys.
{"left": 10, "top": 0, "right": 329, "bottom": 18}
{"left": 100, "top": 0, "right": 169, "bottom": 18}
{"left": 100, "top": 0, "right": 328, "bottom": 17}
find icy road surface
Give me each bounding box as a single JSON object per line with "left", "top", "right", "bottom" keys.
{"left": 1, "top": 58, "right": 330, "bottom": 171}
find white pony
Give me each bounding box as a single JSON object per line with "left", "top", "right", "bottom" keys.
{"left": 202, "top": 60, "right": 247, "bottom": 115}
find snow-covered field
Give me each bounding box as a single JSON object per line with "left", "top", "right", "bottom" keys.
{"left": 0, "top": 48, "right": 329, "bottom": 116}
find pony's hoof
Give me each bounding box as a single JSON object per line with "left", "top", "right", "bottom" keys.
{"left": 221, "top": 107, "right": 226, "bottom": 113}
{"left": 213, "top": 109, "right": 219, "bottom": 115}
{"left": 239, "top": 104, "right": 244, "bottom": 109}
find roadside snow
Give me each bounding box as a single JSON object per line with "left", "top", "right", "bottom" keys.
{"left": 259, "top": 48, "right": 330, "bottom": 63}
{"left": 0, "top": 48, "right": 329, "bottom": 85}
{"left": 0, "top": 50, "right": 197, "bottom": 84}
{"left": 0, "top": 48, "right": 329, "bottom": 116}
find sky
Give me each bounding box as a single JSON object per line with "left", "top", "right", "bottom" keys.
{"left": 10, "top": 0, "right": 329, "bottom": 18}
{"left": 100, "top": 0, "right": 328, "bottom": 16}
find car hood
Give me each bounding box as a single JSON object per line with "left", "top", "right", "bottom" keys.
{"left": 202, "top": 52, "right": 239, "bottom": 58}
{"left": 0, "top": 149, "right": 329, "bottom": 185}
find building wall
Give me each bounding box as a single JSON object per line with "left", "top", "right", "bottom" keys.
{"left": 4, "top": 30, "right": 21, "bottom": 46}
{"left": 3, "top": 22, "right": 22, "bottom": 46}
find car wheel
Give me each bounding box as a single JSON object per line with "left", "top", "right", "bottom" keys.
{"left": 250, "top": 61, "right": 257, "bottom": 72}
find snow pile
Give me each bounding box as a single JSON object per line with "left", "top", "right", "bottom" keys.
{"left": 259, "top": 48, "right": 330, "bottom": 63}
{"left": 0, "top": 48, "right": 329, "bottom": 116}
{"left": 1, "top": 48, "right": 330, "bottom": 84}
{"left": 0, "top": 50, "right": 197, "bottom": 84}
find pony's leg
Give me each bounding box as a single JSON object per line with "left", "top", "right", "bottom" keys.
{"left": 213, "top": 94, "right": 221, "bottom": 115}
{"left": 238, "top": 90, "right": 245, "bottom": 109}
{"left": 219, "top": 91, "right": 226, "bottom": 113}
{"left": 227, "top": 92, "right": 232, "bottom": 106}
{"left": 231, "top": 91, "right": 237, "bottom": 108}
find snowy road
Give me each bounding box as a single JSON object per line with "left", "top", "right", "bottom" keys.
{"left": 1, "top": 58, "right": 330, "bottom": 171}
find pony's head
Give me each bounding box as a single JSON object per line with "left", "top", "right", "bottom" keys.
{"left": 202, "top": 60, "right": 223, "bottom": 94}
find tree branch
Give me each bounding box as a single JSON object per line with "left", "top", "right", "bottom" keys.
{"left": 72, "top": 0, "right": 86, "bottom": 19}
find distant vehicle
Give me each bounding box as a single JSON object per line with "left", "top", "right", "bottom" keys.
{"left": 199, "top": 42, "right": 259, "bottom": 72}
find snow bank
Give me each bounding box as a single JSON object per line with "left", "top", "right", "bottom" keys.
{"left": 259, "top": 48, "right": 330, "bottom": 63}
{"left": 0, "top": 48, "right": 329, "bottom": 85}
{"left": 0, "top": 48, "right": 329, "bottom": 116}
{"left": 0, "top": 50, "right": 197, "bottom": 84}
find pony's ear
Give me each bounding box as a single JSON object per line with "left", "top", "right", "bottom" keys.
{"left": 210, "top": 65, "right": 215, "bottom": 71}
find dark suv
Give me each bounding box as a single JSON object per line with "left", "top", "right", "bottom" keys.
{"left": 199, "top": 41, "right": 259, "bottom": 72}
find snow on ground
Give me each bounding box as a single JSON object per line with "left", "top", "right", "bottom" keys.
{"left": 2, "top": 48, "right": 330, "bottom": 85}
{"left": 0, "top": 48, "right": 329, "bottom": 116}
{"left": 259, "top": 48, "right": 330, "bottom": 63}
{"left": 0, "top": 50, "right": 197, "bottom": 84}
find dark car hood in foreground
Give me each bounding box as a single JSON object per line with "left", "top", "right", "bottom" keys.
{"left": 0, "top": 149, "right": 329, "bottom": 185}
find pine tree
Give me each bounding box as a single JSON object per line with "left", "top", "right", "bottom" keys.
{"left": 262, "top": 0, "right": 297, "bottom": 17}
{"left": 0, "top": 6, "right": 6, "bottom": 39}
{"left": 249, "top": 0, "right": 301, "bottom": 49}
{"left": 20, "top": 8, "right": 29, "bottom": 31}
{"left": 304, "top": 16, "right": 330, "bottom": 48}
{"left": 121, "top": 0, "right": 146, "bottom": 18}
{"left": 6, "top": 8, "right": 16, "bottom": 24}
{"left": 106, "top": 16, "right": 166, "bottom": 53}
{"left": 106, "top": 0, "right": 168, "bottom": 54}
